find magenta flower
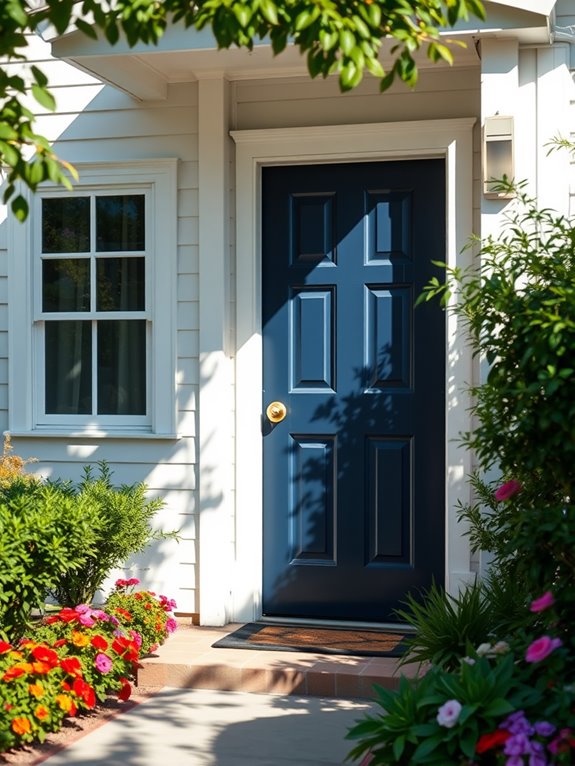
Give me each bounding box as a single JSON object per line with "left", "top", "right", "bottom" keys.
{"left": 127, "top": 578, "right": 140, "bottom": 586}
{"left": 75, "top": 604, "right": 91, "bottom": 614}
{"left": 115, "top": 579, "right": 128, "bottom": 588}
{"left": 436, "top": 699, "right": 462, "bottom": 728}
{"left": 530, "top": 591, "right": 555, "bottom": 613}
{"left": 78, "top": 613, "right": 95, "bottom": 627}
{"left": 494, "top": 480, "right": 522, "bottom": 502}
{"left": 525, "top": 636, "right": 562, "bottom": 663}
{"left": 166, "top": 617, "right": 178, "bottom": 634}
{"left": 95, "top": 653, "right": 113, "bottom": 673}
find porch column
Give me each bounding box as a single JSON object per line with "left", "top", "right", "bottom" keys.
{"left": 197, "top": 74, "right": 233, "bottom": 626}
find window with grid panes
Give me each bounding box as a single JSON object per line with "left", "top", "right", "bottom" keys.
{"left": 39, "top": 192, "right": 149, "bottom": 423}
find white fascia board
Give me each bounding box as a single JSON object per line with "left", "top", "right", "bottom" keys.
{"left": 66, "top": 55, "right": 168, "bottom": 101}
{"left": 488, "top": 0, "right": 556, "bottom": 15}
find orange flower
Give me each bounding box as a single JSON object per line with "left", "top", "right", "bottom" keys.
{"left": 34, "top": 705, "right": 49, "bottom": 721}
{"left": 11, "top": 718, "right": 31, "bottom": 736}
{"left": 28, "top": 682, "right": 44, "bottom": 699}
{"left": 31, "top": 661, "right": 52, "bottom": 675}
{"left": 3, "top": 666, "right": 26, "bottom": 682}
{"left": 71, "top": 630, "right": 90, "bottom": 648}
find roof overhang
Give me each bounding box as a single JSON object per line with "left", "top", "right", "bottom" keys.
{"left": 45, "top": 1, "right": 556, "bottom": 101}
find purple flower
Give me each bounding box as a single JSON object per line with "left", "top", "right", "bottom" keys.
{"left": 95, "top": 653, "right": 113, "bottom": 674}
{"left": 505, "top": 758, "right": 523, "bottom": 766}
{"left": 534, "top": 722, "right": 556, "bottom": 738}
{"left": 503, "top": 712, "right": 534, "bottom": 736}
{"left": 436, "top": 699, "right": 462, "bottom": 728}
{"left": 529, "top": 756, "right": 548, "bottom": 766}
{"left": 505, "top": 733, "right": 531, "bottom": 756}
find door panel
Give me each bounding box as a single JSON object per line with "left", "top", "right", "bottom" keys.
{"left": 262, "top": 160, "right": 445, "bottom": 622}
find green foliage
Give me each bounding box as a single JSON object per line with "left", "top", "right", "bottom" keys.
{"left": 0, "top": 481, "right": 96, "bottom": 642}
{"left": 395, "top": 581, "right": 491, "bottom": 671}
{"left": 49, "top": 463, "right": 165, "bottom": 608}
{"left": 1, "top": 0, "right": 485, "bottom": 216}
{"left": 347, "top": 653, "right": 541, "bottom": 765}
{"left": 418, "top": 188, "right": 575, "bottom": 499}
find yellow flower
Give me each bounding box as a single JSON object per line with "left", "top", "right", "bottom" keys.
{"left": 28, "top": 682, "right": 44, "bottom": 699}
{"left": 71, "top": 630, "right": 90, "bottom": 648}
{"left": 55, "top": 694, "right": 74, "bottom": 713}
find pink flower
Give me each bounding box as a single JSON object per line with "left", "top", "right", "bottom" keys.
{"left": 127, "top": 578, "right": 140, "bottom": 586}
{"left": 74, "top": 604, "right": 91, "bottom": 614}
{"left": 525, "top": 636, "right": 562, "bottom": 663}
{"left": 115, "top": 579, "right": 128, "bottom": 588}
{"left": 530, "top": 591, "right": 555, "bottom": 613}
{"left": 78, "top": 613, "right": 95, "bottom": 627}
{"left": 94, "top": 653, "right": 113, "bottom": 674}
{"left": 494, "top": 480, "right": 522, "bottom": 502}
{"left": 166, "top": 618, "right": 178, "bottom": 634}
{"left": 436, "top": 699, "right": 462, "bottom": 728}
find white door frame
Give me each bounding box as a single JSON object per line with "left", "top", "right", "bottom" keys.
{"left": 230, "top": 118, "right": 477, "bottom": 623}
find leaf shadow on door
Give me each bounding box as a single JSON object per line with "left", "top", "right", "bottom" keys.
{"left": 267, "top": 345, "right": 416, "bottom": 623}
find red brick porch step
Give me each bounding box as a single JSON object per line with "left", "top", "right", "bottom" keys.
{"left": 137, "top": 623, "right": 422, "bottom": 699}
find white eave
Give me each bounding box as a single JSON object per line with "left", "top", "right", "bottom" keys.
{"left": 45, "top": 1, "right": 556, "bottom": 101}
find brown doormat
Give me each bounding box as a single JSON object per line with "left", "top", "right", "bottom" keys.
{"left": 212, "top": 623, "right": 407, "bottom": 657}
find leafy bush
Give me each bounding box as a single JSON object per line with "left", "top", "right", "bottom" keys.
{"left": 0, "top": 602, "right": 141, "bottom": 752}
{"left": 0, "top": 482, "right": 96, "bottom": 642}
{"left": 106, "top": 578, "right": 177, "bottom": 655}
{"left": 49, "top": 462, "right": 165, "bottom": 607}
{"left": 348, "top": 589, "right": 574, "bottom": 765}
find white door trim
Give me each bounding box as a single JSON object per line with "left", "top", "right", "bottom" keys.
{"left": 230, "top": 118, "right": 477, "bottom": 623}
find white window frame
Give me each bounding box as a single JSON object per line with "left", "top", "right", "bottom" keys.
{"left": 8, "top": 159, "right": 178, "bottom": 438}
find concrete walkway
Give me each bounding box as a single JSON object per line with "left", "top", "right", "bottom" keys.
{"left": 41, "top": 688, "right": 377, "bottom": 765}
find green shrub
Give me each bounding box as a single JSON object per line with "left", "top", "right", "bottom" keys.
{"left": 0, "top": 482, "right": 96, "bottom": 642}
{"left": 49, "top": 462, "right": 165, "bottom": 607}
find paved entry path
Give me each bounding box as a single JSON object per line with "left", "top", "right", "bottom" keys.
{"left": 41, "top": 688, "right": 377, "bottom": 766}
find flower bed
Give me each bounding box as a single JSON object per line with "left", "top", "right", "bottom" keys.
{"left": 0, "top": 581, "right": 177, "bottom": 753}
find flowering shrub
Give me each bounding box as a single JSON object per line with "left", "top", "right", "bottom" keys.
{"left": 106, "top": 579, "right": 177, "bottom": 655}
{"left": 347, "top": 588, "right": 575, "bottom": 765}
{"left": 32, "top": 604, "right": 139, "bottom": 706}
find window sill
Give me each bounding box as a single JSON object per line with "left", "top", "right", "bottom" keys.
{"left": 8, "top": 430, "right": 182, "bottom": 441}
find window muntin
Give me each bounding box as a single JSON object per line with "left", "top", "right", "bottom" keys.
{"left": 38, "top": 190, "right": 149, "bottom": 424}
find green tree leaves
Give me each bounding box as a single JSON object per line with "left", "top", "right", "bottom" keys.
{"left": 0, "top": 0, "right": 485, "bottom": 217}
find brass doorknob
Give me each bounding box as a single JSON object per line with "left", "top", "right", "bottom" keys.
{"left": 266, "top": 401, "right": 287, "bottom": 423}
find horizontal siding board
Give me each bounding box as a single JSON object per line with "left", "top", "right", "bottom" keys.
{"left": 50, "top": 135, "right": 198, "bottom": 163}
{"left": 177, "top": 274, "right": 199, "bottom": 302}
{"left": 178, "top": 245, "right": 199, "bottom": 275}
{"left": 178, "top": 188, "right": 199, "bottom": 217}
{"left": 29, "top": 461, "right": 197, "bottom": 490}
{"left": 177, "top": 217, "right": 199, "bottom": 246}
{"left": 177, "top": 330, "right": 199, "bottom": 358}
{"left": 177, "top": 301, "right": 199, "bottom": 331}
{"left": 177, "top": 357, "right": 199, "bottom": 385}
{"left": 176, "top": 384, "right": 198, "bottom": 412}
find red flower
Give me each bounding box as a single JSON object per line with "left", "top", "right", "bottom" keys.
{"left": 118, "top": 678, "right": 132, "bottom": 701}
{"left": 91, "top": 635, "right": 109, "bottom": 651}
{"left": 59, "top": 608, "right": 80, "bottom": 623}
{"left": 31, "top": 645, "right": 59, "bottom": 667}
{"left": 60, "top": 657, "right": 83, "bottom": 677}
{"left": 53, "top": 639, "right": 67, "bottom": 648}
{"left": 72, "top": 678, "right": 96, "bottom": 708}
{"left": 494, "top": 479, "right": 522, "bottom": 502}
{"left": 476, "top": 730, "right": 511, "bottom": 754}
{"left": 0, "top": 641, "right": 13, "bottom": 654}
{"left": 3, "top": 666, "right": 26, "bottom": 682}
{"left": 44, "top": 615, "right": 59, "bottom": 624}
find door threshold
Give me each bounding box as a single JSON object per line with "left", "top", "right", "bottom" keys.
{"left": 259, "top": 615, "right": 416, "bottom": 634}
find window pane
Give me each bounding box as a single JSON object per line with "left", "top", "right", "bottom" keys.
{"left": 96, "top": 195, "right": 145, "bottom": 252}
{"left": 45, "top": 321, "right": 92, "bottom": 414}
{"left": 98, "top": 320, "right": 146, "bottom": 415}
{"left": 96, "top": 258, "right": 145, "bottom": 311}
{"left": 42, "top": 198, "right": 90, "bottom": 253}
{"left": 43, "top": 259, "right": 90, "bottom": 312}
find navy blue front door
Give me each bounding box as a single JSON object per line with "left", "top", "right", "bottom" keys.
{"left": 262, "top": 160, "right": 445, "bottom": 622}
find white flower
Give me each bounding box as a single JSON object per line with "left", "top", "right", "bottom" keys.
{"left": 476, "top": 642, "right": 492, "bottom": 656}
{"left": 493, "top": 641, "right": 510, "bottom": 655}
{"left": 436, "top": 699, "right": 462, "bottom": 728}
{"left": 461, "top": 656, "right": 476, "bottom": 665}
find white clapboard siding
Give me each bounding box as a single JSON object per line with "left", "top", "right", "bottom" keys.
{"left": 2, "top": 35, "right": 201, "bottom": 611}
